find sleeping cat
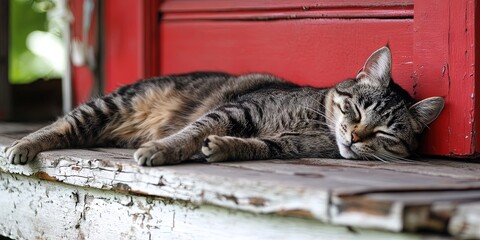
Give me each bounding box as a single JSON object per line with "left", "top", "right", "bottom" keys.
{"left": 4, "top": 46, "right": 444, "bottom": 166}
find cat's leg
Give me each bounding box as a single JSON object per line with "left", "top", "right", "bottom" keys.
{"left": 134, "top": 102, "right": 262, "bottom": 166}
{"left": 5, "top": 120, "right": 73, "bottom": 164}
{"left": 201, "top": 132, "right": 340, "bottom": 162}
{"left": 134, "top": 116, "right": 227, "bottom": 166}
{"left": 5, "top": 97, "right": 122, "bottom": 164}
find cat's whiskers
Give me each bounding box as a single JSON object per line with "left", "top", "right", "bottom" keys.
{"left": 368, "top": 153, "right": 407, "bottom": 164}
{"left": 367, "top": 153, "right": 389, "bottom": 163}
{"left": 380, "top": 152, "right": 433, "bottom": 165}
{"left": 375, "top": 152, "right": 430, "bottom": 165}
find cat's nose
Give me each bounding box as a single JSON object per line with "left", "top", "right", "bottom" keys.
{"left": 351, "top": 132, "right": 361, "bottom": 143}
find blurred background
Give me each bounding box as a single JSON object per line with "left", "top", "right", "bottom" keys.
{"left": 1, "top": 0, "right": 156, "bottom": 122}
{"left": 2, "top": 0, "right": 68, "bottom": 121}
{"left": 10, "top": 0, "right": 65, "bottom": 85}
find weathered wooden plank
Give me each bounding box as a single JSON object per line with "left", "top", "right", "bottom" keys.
{"left": 331, "top": 190, "right": 480, "bottom": 232}
{"left": 0, "top": 135, "right": 14, "bottom": 146}
{"left": 2, "top": 134, "right": 480, "bottom": 220}
{"left": 216, "top": 160, "right": 480, "bottom": 233}
{"left": 217, "top": 160, "right": 480, "bottom": 195}
{"left": 267, "top": 158, "right": 480, "bottom": 180}
{"left": 348, "top": 190, "right": 480, "bottom": 204}
{"left": 0, "top": 172, "right": 434, "bottom": 240}
{"left": 449, "top": 201, "right": 480, "bottom": 239}
{"left": 91, "top": 148, "right": 480, "bottom": 182}
{"left": 0, "top": 136, "right": 332, "bottom": 221}
{"left": 86, "top": 147, "right": 480, "bottom": 198}
{"left": 2, "top": 125, "right": 480, "bottom": 237}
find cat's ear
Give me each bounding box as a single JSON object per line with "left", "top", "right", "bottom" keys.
{"left": 356, "top": 46, "right": 392, "bottom": 88}
{"left": 409, "top": 97, "right": 445, "bottom": 132}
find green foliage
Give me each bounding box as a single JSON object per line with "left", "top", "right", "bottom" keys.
{"left": 9, "top": 0, "right": 61, "bottom": 84}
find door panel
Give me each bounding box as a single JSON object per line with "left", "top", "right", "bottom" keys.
{"left": 160, "top": 19, "right": 414, "bottom": 92}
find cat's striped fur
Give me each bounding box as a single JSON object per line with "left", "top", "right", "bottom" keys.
{"left": 5, "top": 46, "right": 445, "bottom": 166}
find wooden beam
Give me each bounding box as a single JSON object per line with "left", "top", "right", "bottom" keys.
{"left": 449, "top": 202, "right": 480, "bottom": 238}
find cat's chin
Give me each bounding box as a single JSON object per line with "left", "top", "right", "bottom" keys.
{"left": 338, "top": 143, "right": 359, "bottom": 159}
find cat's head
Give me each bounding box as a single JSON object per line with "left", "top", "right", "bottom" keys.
{"left": 327, "top": 46, "right": 445, "bottom": 160}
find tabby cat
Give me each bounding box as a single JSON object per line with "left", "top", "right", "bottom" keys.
{"left": 5, "top": 46, "right": 445, "bottom": 166}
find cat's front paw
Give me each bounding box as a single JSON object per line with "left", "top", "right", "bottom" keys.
{"left": 5, "top": 140, "right": 40, "bottom": 165}
{"left": 202, "top": 135, "right": 230, "bottom": 163}
{"left": 134, "top": 141, "right": 181, "bottom": 166}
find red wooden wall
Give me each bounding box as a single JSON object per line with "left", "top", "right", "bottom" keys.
{"left": 412, "top": 0, "right": 478, "bottom": 156}
{"left": 71, "top": 0, "right": 479, "bottom": 158}
{"left": 104, "top": 0, "right": 159, "bottom": 93}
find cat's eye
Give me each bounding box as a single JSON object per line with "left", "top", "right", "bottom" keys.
{"left": 374, "top": 130, "right": 396, "bottom": 139}
{"left": 339, "top": 101, "right": 362, "bottom": 123}
{"left": 353, "top": 104, "right": 362, "bottom": 122}
{"left": 342, "top": 101, "right": 351, "bottom": 114}
{"left": 344, "top": 101, "right": 351, "bottom": 111}
{"left": 338, "top": 101, "right": 349, "bottom": 114}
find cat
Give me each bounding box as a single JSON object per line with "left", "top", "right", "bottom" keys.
{"left": 4, "top": 46, "right": 445, "bottom": 166}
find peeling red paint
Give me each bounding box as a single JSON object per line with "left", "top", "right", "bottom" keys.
{"left": 34, "top": 171, "right": 58, "bottom": 181}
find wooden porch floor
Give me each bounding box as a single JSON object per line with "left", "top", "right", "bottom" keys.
{"left": 1, "top": 122, "right": 480, "bottom": 239}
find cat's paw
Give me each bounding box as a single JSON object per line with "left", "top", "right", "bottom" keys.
{"left": 5, "top": 140, "right": 40, "bottom": 165}
{"left": 134, "top": 141, "right": 180, "bottom": 166}
{"left": 202, "top": 135, "right": 229, "bottom": 163}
